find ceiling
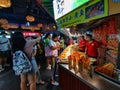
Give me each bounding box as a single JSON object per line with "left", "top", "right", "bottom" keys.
{"left": 0, "top": 0, "right": 55, "bottom": 26}
{"left": 39, "top": 0, "right": 54, "bottom": 17}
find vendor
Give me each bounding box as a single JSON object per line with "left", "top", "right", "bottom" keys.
{"left": 85, "top": 34, "right": 99, "bottom": 64}
{"left": 79, "top": 36, "right": 86, "bottom": 52}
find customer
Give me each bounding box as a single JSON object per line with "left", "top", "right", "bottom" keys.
{"left": 49, "top": 34, "right": 61, "bottom": 86}
{"left": 60, "top": 37, "right": 65, "bottom": 53}
{"left": 79, "top": 36, "right": 86, "bottom": 52}
{"left": 11, "top": 32, "right": 41, "bottom": 90}
{"left": 68, "top": 37, "right": 73, "bottom": 45}
{"left": 44, "top": 33, "right": 51, "bottom": 69}
{"left": 25, "top": 36, "right": 45, "bottom": 86}
{"left": 0, "top": 31, "right": 11, "bottom": 72}
{"left": 36, "top": 36, "right": 45, "bottom": 68}
{"left": 85, "top": 34, "right": 99, "bottom": 64}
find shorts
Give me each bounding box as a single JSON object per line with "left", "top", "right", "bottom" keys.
{"left": 0, "top": 51, "right": 9, "bottom": 58}
{"left": 28, "top": 57, "right": 38, "bottom": 74}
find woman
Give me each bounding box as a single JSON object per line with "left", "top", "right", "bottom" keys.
{"left": 44, "top": 33, "right": 51, "bottom": 69}
{"left": 11, "top": 32, "right": 41, "bottom": 90}
{"left": 49, "top": 34, "right": 61, "bottom": 86}
{"left": 25, "top": 36, "right": 45, "bottom": 86}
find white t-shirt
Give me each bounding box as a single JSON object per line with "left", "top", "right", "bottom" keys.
{"left": 49, "top": 40, "right": 59, "bottom": 57}
{"left": 0, "top": 37, "right": 10, "bottom": 51}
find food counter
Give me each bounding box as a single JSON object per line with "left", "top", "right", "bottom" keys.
{"left": 58, "top": 44, "right": 120, "bottom": 90}
{"left": 58, "top": 64, "right": 120, "bottom": 90}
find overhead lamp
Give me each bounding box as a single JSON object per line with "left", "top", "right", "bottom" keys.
{"left": 1, "top": 24, "right": 10, "bottom": 30}
{"left": 0, "top": 0, "right": 11, "bottom": 8}
{"left": 0, "top": 19, "right": 8, "bottom": 24}
{"left": 53, "top": 25, "right": 56, "bottom": 29}
{"left": 26, "top": 15, "right": 35, "bottom": 22}
{"left": 37, "top": 23, "right": 43, "bottom": 27}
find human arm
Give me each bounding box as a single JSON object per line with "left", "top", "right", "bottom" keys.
{"left": 49, "top": 41, "right": 61, "bottom": 50}
{"left": 32, "top": 46, "right": 37, "bottom": 57}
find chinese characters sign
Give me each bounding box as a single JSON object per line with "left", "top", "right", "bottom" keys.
{"left": 57, "top": 0, "right": 108, "bottom": 28}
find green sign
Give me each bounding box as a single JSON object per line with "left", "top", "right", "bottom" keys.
{"left": 57, "top": 0, "right": 108, "bottom": 28}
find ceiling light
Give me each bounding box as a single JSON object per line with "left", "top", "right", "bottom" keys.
{"left": 0, "top": 0, "right": 11, "bottom": 8}
{"left": 26, "top": 15, "right": 35, "bottom": 22}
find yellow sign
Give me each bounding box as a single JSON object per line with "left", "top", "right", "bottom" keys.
{"left": 57, "top": 0, "right": 108, "bottom": 28}
{"left": 109, "top": 0, "right": 120, "bottom": 15}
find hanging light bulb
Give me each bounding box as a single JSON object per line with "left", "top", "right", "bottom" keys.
{"left": 0, "top": 0, "right": 11, "bottom": 8}
{"left": 26, "top": 15, "right": 35, "bottom": 22}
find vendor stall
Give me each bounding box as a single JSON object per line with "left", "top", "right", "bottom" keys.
{"left": 58, "top": 45, "right": 120, "bottom": 90}
{"left": 55, "top": 0, "right": 120, "bottom": 89}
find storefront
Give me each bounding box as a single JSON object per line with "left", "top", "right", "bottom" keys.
{"left": 53, "top": 0, "right": 120, "bottom": 90}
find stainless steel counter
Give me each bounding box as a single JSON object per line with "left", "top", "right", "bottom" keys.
{"left": 59, "top": 64, "right": 120, "bottom": 90}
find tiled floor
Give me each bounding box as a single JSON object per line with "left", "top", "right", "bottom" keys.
{"left": 0, "top": 63, "right": 61, "bottom": 90}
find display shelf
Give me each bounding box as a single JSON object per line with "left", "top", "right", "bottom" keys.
{"left": 58, "top": 64, "right": 120, "bottom": 90}
{"left": 95, "top": 70, "right": 120, "bottom": 85}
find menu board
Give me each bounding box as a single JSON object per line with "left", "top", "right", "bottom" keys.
{"left": 106, "top": 34, "right": 119, "bottom": 65}
{"left": 86, "top": 0, "right": 104, "bottom": 19}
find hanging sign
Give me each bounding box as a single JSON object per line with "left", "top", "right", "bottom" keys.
{"left": 57, "top": 0, "right": 108, "bottom": 28}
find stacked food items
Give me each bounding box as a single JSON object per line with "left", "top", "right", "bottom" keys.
{"left": 58, "top": 45, "right": 73, "bottom": 59}
{"left": 95, "top": 63, "right": 115, "bottom": 77}
{"left": 92, "top": 17, "right": 117, "bottom": 65}
{"left": 106, "top": 34, "right": 118, "bottom": 64}
{"left": 68, "top": 51, "right": 91, "bottom": 74}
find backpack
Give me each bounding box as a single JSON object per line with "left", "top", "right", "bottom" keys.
{"left": 12, "top": 50, "right": 32, "bottom": 75}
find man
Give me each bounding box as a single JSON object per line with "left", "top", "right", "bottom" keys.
{"left": 85, "top": 34, "right": 99, "bottom": 64}
{"left": 0, "top": 31, "right": 11, "bottom": 72}
{"left": 79, "top": 36, "right": 86, "bottom": 52}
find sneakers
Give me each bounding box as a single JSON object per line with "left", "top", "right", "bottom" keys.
{"left": 46, "top": 64, "right": 51, "bottom": 70}
{"left": 51, "top": 81, "right": 59, "bottom": 86}
{"left": 36, "top": 80, "right": 45, "bottom": 85}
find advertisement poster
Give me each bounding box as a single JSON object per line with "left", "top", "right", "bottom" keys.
{"left": 53, "top": 0, "right": 89, "bottom": 20}
{"left": 109, "top": 0, "right": 120, "bottom": 15}
{"left": 86, "top": 0, "right": 104, "bottom": 19}
{"left": 57, "top": 0, "right": 108, "bottom": 28}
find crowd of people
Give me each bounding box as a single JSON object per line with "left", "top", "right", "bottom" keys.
{"left": 0, "top": 30, "right": 99, "bottom": 90}
{"left": 0, "top": 31, "right": 66, "bottom": 90}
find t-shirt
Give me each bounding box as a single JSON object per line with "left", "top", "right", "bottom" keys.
{"left": 86, "top": 40, "right": 99, "bottom": 58}
{"left": 79, "top": 40, "right": 86, "bottom": 52}
{"left": 24, "top": 39, "right": 38, "bottom": 58}
{"left": 60, "top": 39, "right": 65, "bottom": 48}
{"left": 68, "top": 38, "right": 73, "bottom": 45}
{"left": 49, "top": 40, "right": 59, "bottom": 57}
{"left": 44, "top": 38, "right": 50, "bottom": 47}
{"left": 0, "top": 37, "right": 10, "bottom": 51}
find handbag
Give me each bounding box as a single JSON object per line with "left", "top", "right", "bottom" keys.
{"left": 44, "top": 46, "right": 55, "bottom": 57}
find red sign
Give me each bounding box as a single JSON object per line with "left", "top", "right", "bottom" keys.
{"left": 23, "top": 32, "right": 40, "bottom": 36}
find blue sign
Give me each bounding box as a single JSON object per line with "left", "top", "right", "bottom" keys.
{"left": 113, "top": 0, "right": 120, "bottom": 2}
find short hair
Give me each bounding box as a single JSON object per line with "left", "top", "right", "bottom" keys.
{"left": 45, "top": 33, "right": 51, "bottom": 39}
{"left": 86, "top": 34, "right": 92, "bottom": 38}
{"left": 52, "top": 33, "right": 59, "bottom": 39}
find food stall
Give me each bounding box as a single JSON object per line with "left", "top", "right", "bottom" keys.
{"left": 54, "top": 0, "right": 120, "bottom": 90}
{"left": 58, "top": 44, "right": 120, "bottom": 90}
